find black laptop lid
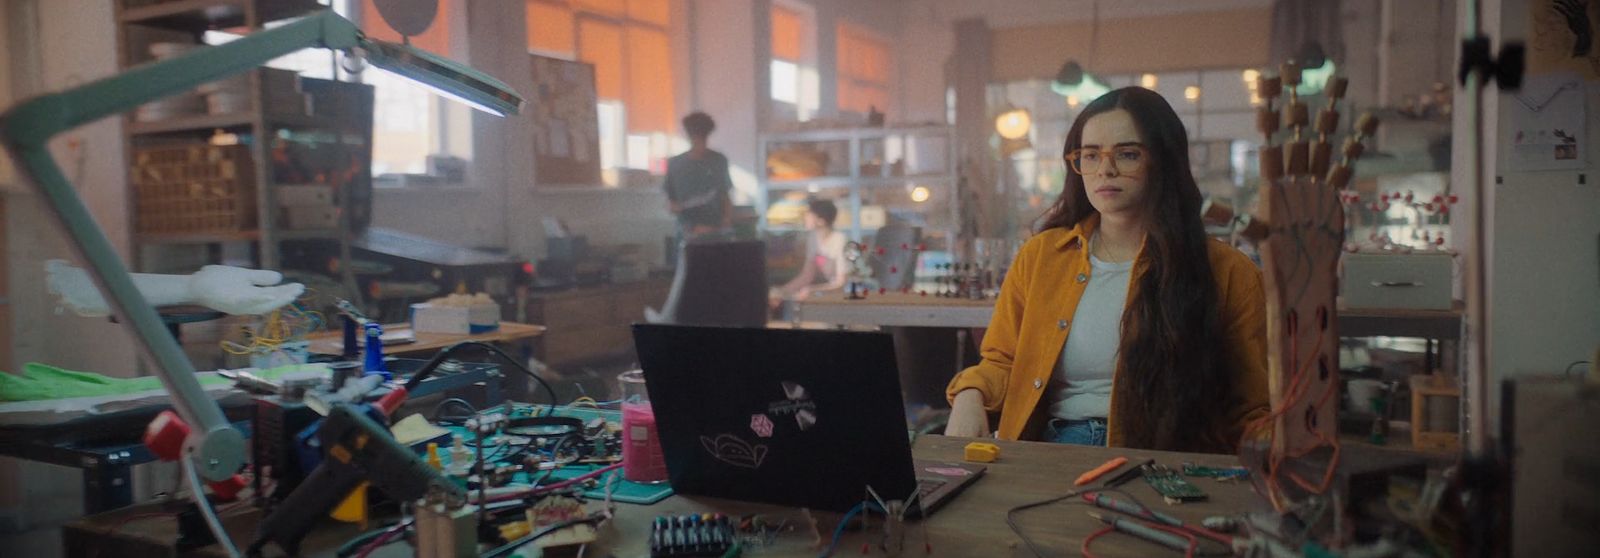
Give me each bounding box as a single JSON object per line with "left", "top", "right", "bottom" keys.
{"left": 631, "top": 324, "right": 918, "bottom": 512}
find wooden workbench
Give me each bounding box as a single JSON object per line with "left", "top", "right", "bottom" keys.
{"left": 66, "top": 436, "right": 1257, "bottom": 557}
{"left": 795, "top": 292, "right": 996, "bottom": 328}
{"left": 305, "top": 321, "right": 546, "bottom": 356}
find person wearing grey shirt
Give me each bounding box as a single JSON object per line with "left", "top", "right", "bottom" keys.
{"left": 1045, "top": 236, "right": 1134, "bottom": 446}
{"left": 664, "top": 112, "right": 733, "bottom": 238}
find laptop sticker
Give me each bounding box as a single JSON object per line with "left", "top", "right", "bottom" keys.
{"left": 701, "top": 433, "right": 769, "bottom": 469}
{"left": 768, "top": 381, "right": 818, "bottom": 431}
{"left": 750, "top": 414, "right": 775, "bottom": 438}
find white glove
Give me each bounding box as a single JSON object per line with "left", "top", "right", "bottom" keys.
{"left": 47, "top": 259, "right": 305, "bottom": 317}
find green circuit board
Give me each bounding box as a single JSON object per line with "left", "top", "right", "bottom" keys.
{"left": 1143, "top": 463, "right": 1208, "bottom": 503}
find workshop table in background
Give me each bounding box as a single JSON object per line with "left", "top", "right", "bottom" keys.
{"left": 305, "top": 321, "right": 546, "bottom": 356}
{"left": 794, "top": 292, "right": 995, "bottom": 328}
{"left": 791, "top": 293, "right": 992, "bottom": 409}
{"left": 66, "top": 435, "right": 1256, "bottom": 557}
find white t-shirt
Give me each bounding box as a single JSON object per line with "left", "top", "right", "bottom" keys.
{"left": 806, "top": 230, "right": 848, "bottom": 283}
{"left": 1047, "top": 248, "right": 1134, "bottom": 421}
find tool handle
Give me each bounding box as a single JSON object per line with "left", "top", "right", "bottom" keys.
{"left": 1087, "top": 493, "right": 1182, "bottom": 526}
{"left": 1076, "top": 457, "right": 1129, "bottom": 486}
{"left": 251, "top": 458, "right": 365, "bottom": 556}
{"left": 1111, "top": 516, "right": 1193, "bottom": 552}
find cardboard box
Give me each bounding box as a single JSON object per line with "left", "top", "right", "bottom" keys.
{"left": 411, "top": 300, "right": 501, "bottom": 334}
{"left": 1341, "top": 252, "right": 1455, "bottom": 310}
{"left": 277, "top": 185, "right": 334, "bottom": 207}
{"left": 284, "top": 205, "right": 339, "bottom": 230}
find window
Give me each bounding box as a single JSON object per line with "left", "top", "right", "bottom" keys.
{"left": 771, "top": 3, "right": 818, "bottom": 121}
{"left": 355, "top": 0, "right": 470, "bottom": 178}
{"left": 771, "top": 60, "right": 799, "bottom": 104}
{"left": 836, "top": 22, "right": 892, "bottom": 115}
{"left": 528, "top": 0, "right": 676, "bottom": 176}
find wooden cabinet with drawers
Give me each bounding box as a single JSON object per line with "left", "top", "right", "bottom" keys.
{"left": 523, "top": 278, "right": 670, "bottom": 371}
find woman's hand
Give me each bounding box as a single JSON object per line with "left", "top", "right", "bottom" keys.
{"left": 944, "top": 389, "right": 991, "bottom": 438}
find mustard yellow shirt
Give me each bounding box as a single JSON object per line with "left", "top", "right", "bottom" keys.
{"left": 946, "top": 215, "right": 1271, "bottom": 450}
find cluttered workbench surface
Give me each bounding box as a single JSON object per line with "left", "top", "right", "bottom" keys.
{"left": 305, "top": 322, "right": 546, "bottom": 356}
{"left": 66, "top": 402, "right": 1258, "bottom": 558}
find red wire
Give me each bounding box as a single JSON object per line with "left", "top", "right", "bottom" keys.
{"left": 355, "top": 520, "right": 411, "bottom": 558}
{"left": 1079, "top": 527, "right": 1114, "bottom": 558}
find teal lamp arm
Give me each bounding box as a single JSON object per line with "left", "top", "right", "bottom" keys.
{"left": 0, "top": 10, "right": 364, "bottom": 482}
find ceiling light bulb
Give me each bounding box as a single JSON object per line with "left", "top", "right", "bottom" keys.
{"left": 1184, "top": 85, "right": 1201, "bottom": 101}
{"left": 1140, "top": 74, "right": 1158, "bottom": 89}
{"left": 1067, "top": 95, "right": 1081, "bottom": 108}
{"left": 1242, "top": 68, "right": 1260, "bottom": 84}
{"left": 995, "top": 108, "right": 1031, "bottom": 140}
{"left": 910, "top": 186, "right": 931, "bottom": 203}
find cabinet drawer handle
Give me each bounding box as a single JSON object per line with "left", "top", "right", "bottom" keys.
{"left": 1370, "top": 281, "right": 1422, "bottom": 288}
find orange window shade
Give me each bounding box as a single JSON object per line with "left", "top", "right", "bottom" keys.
{"left": 527, "top": 1, "right": 576, "bottom": 55}
{"left": 579, "top": 18, "right": 624, "bottom": 99}
{"left": 361, "top": 0, "right": 450, "bottom": 54}
{"left": 625, "top": 26, "right": 675, "bottom": 132}
{"left": 575, "top": 0, "right": 626, "bottom": 17}
{"left": 772, "top": 5, "right": 803, "bottom": 61}
{"left": 627, "top": 0, "right": 669, "bottom": 27}
{"left": 836, "top": 22, "right": 891, "bottom": 113}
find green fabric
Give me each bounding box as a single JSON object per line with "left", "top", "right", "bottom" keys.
{"left": 0, "top": 362, "right": 325, "bottom": 402}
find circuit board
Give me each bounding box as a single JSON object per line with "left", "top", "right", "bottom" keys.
{"left": 1142, "top": 464, "right": 1208, "bottom": 504}
{"left": 441, "top": 404, "right": 674, "bottom": 504}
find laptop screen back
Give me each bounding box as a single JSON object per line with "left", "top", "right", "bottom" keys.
{"left": 631, "top": 324, "right": 918, "bottom": 511}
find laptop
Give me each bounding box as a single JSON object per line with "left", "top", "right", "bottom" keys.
{"left": 631, "top": 324, "right": 985, "bottom": 514}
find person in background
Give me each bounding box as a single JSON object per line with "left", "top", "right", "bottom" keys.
{"left": 770, "top": 199, "right": 849, "bottom": 309}
{"left": 663, "top": 112, "right": 734, "bottom": 240}
{"left": 943, "top": 87, "right": 1269, "bottom": 453}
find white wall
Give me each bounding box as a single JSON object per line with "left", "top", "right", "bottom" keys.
{"left": 1, "top": 0, "right": 143, "bottom": 533}
{"left": 1469, "top": 0, "right": 1600, "bottom": 426}
{"left": 692, "top": 0, "right": 765, "bottom": 203}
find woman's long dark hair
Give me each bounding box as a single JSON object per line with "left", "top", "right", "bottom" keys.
{"left": 1038, "top": 87, "right": 1233, "bottom": 452}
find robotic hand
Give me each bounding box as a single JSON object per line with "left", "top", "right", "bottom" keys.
{"left": 47, "top": 259, "right": 305, "bottom": 317}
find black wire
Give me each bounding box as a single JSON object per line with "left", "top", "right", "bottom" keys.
{"left": 403, "top": 341, "right": 559, "bottom": 414}
{"left": 432, "top": 397, "right": 478, "bottom": 424}
{"left": 480, "top": 514, "right": 608, "bottom": 558}
{"left": 1566, "top": 360, "right": 1591, "bottom": 378}
{"left": 334, "top": 520, "right": 405, "bottom": 557}
{"left": 1006, "top": 488, "right": 1088, "bottom": 558}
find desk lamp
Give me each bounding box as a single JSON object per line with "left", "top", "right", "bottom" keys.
{"left": 0, "top": 10, "right": 522, "bottom": 484}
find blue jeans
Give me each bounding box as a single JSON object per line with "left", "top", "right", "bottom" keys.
{"left": 1044, "top": 418, "right": 1108, "bottom": 446}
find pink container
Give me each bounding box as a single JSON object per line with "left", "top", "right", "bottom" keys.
{"left": 619, "top": 371, "right": 668, "bottom": 483}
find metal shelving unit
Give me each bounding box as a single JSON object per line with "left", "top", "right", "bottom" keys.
{"left": 757, "top": 125, "right": 957, "bottom": 243}
{"left": 115, "top": 0, "right": 369, "bottom": 274}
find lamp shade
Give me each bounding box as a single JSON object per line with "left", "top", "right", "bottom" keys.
{"left": 361, "top": 37, "right": 524, "bottom": 116}
{"left": 995, "top": 108, "right": 1031, "bottom": 140}
{"left": 1053, "top": 60, "right": 1085, "bottom": 87}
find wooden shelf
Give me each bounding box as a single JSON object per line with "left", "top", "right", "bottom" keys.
{"left": 129, "top": 111, "right": 335, "bottom": 136}
{"left": 119, "top": 0, "right": 322, "bottom": 31}
{"left": 137, "top": 230, "right": 260, "bottom": 244}
{"left": 275, "top": 228, "right": 341, "bottom": 240}
{"left": 136, "top": 228, "right": 341, "bottom": 244}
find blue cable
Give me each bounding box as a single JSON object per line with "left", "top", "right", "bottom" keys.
{"left": 817, "top": 501, "right": 883, "bottom": 558}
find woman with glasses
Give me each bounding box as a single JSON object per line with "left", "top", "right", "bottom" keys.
{"left": 943, "top": 87, "right": 1269, "bottom": 453}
